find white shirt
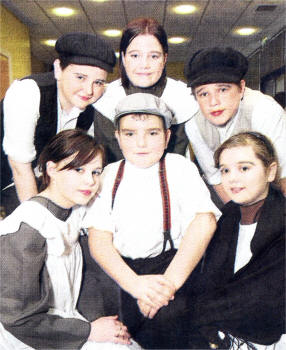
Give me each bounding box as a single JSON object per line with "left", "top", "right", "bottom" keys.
{"left": 185, "top": 89, "right": 286, "bottom": 185}
{"left": 3, "top": 78, "right": 94, "bottom": 164}
{"left": 94, "top": 77, "right": 199, "bottom": 124}
{"left": 84, "top": 153, "right": 220, "bottom": 259}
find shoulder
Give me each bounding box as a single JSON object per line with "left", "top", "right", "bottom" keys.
{"left": 4, "top": 78, "right": 40, "bottom": 101}
{"left": 245, "top": 87, "right": 284, "bottom": 113}
{"left": 165, "top": 153, "right": 199, "bottom": 174}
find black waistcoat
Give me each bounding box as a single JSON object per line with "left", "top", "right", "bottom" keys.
{"left": 1, "top": 72, "right": 94, "bottom": 189}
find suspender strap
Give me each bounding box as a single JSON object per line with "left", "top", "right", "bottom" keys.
{"left": 111, "top": 157, "right": 173, "bottom": 253}
{"left": 111, "top": 160, "right": 125, "bottom": 209}
{"left": 159, "top": 157, "right": 174, "bottom": 253}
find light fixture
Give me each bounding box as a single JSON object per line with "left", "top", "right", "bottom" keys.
{"left": 52, "top": 7, "right": 75, "bottom": 17}
{"left": 115, "top": 51, "right": 120, "bottom": 58}
{"left": 234, "top": 27, "right": 258, "bottom": 36}
{"left": 43, "top": 39, "right": 56, "bottom": 47}
{"left": 91, "top": 0, "right": 107, "bottom": 2}
{"left": 168, "top": 37, "right": 186, "bottom": 44}
{"left": 173, "top": 4, "right": 197, "bottom": 15}
{"left": 103, "top": 29, "right": 122, "bottom": 37}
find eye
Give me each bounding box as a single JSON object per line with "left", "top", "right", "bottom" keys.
{"left": 74, "top": 167, "right": 84, "bottom": 173}
{"left": 130, "top": 53, "right": 139, "bottom": 59}
{"left": 92, "top": 169, "right": 102, "bottom": 176}
{"left": 220, "top": 87, "right": 228, "bottom": 93}
{"left": 94, "top": 80, "right": 105, "bottom": 88}
{"left": 241, "top": 166, "right": 249, "bottom": 172}
{"left": 76, "top": 75, "right": 85, "bottom": 81}
{"left": 124, "top": 131, "right": 134, "bottom": 137}
{"left": 220, "top": 167, "right": 229, "bottom": 175}
{"left": 150, "top": 130, "right": 159, "bottom": 136}
{"left": 197, "top": 91, "right": 208, "bottom": 98}
{"left": 151, "top": 54, "right": 160, "bottom": 59}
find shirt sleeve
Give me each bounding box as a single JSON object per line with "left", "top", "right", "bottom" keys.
{"left": 3, "top": 79, "right": 41, "bottom": 163}
{"left": 252, "top": 96, "right": 286, "bottom": 178}
{"left": 0, "top": 225, "right": 90, "bottom": 350}
{"left": 169, "top": 155, "right": 221, "bottom": 234}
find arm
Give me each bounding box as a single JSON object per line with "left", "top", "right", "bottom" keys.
{"left": 88, "top": 228, "right": 175, "bottom": 309}
{"left": 164, "top": 212, "right": 217, "bottom": 291}
{"left": 8, "top": 157, "right": 38, "bottom": 202}
{"left": 3, "top": 79, "right": 41, "bottom": 196}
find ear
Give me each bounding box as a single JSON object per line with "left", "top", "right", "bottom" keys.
{"left": 267, "top": 161, "right": 278, "bottom": 182}
{"left": 165, "top": 129, "right": 171, "bottom": 149}
{"left": 240, "top": 80, "right": 246, "bottom": 99}
{"left": 115, "top": 130, "right": 121, "bottom": 147}
{"left": 163, "top": 53, "right": 168, "bottom": 65}
{"left": 46, "top": 160, "right": 58, "bottom": 179}
{"left": 53, "top": 59, "right": 62, "bottom": 81}
{"left": 121, "top": 52, "right": 126, "bottom": 67}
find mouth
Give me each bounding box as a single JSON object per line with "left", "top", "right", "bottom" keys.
{"left": 210, "top": 110, "right": 224, "bottom": 117}
{"left": 230, "top": 187, "right": 244, "bottom": 194}
{"left": 79, "top": 190, "right": 92, "bottom": 196}
{"left": 79, "top": 96, "right": 92, "bottom": 102}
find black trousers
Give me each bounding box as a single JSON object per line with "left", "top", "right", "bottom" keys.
{"left": 120, "top": 250, "right": 192, "bottom": 349}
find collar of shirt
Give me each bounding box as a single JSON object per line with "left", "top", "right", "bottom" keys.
{"left": 57, "top": 94, "right": 84, "bottom": 132}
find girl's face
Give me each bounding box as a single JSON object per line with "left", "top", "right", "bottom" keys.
{"left": 46, "top": 153, "right": 103, "bottom": 208}
{"left": 194, "top": 82, "right": 245, "bottom": 126}
{"left": 115, "top": 114, "right": 170, "bottom": 168}
{"left": 54, "top": 60, "right": 107, "bottom": 113}
{"left": 122, "top": 34, "right": 167, "bottom": 88}
{"left": 219, "top": 145, "right": 277, "bottom": 205}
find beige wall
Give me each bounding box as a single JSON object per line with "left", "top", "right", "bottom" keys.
{"left": 0, "top": 4, "right": 31, "bottom": 84}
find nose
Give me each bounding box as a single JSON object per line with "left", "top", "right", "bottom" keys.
{"left": 209, "top": 92, "right": 220, "bottom": 106}
{"left": 140, "top": 55, "right": 150, "bottom": 69}
{"left": 84, "top": 172, "right": 97, "bottom": 186}
{"left": 136, "top": 134, "right": 147, "bottom": 148}
{"left": 83, "top": 81, "right": 93, "bottom": 96}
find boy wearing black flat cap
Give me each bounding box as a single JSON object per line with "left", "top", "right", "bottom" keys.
{"left": 1, "top": 32, "right": 116, "bottom": 215}
{"left": 184, "top": 47, "right": 286, "bottom": 204}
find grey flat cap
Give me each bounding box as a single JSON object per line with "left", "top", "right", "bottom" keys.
{"left": 114, "top": 93, "right": 173, "bottom": 128}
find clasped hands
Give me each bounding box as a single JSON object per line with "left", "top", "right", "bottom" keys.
{"left": 132, "top": 274, "right": 176, "bottom": 319}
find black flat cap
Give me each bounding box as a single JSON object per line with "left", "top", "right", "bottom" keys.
{"left": 55, "top": 32, "right": 116, "bottom": 73}
{"left": 184, "top": 47, "right": 248, "bottom": 88}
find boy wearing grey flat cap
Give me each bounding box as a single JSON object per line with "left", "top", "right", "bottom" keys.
{"left": 1, "top": 32, "right": 116, "bottom": 215}
{"left": 84, "top": 93, "right": 220, "bottom": 349}
{"left": 184, "top": 47, "right": 286, "bottom": 205}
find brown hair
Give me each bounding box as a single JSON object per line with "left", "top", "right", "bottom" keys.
{"left": 214, "top": 131, "right": 280, "bottom": 184}
{"left": 119, "top": 17, "right": 168, "bottom": 88}
{"left": 38, "top": 129, "right": 105, "bottom": 190}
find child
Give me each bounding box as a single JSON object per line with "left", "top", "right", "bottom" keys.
{"left": 184, "top": 47, "right": 286, "bottom": 204}
{"left": 189, "top": 132, "right": 285, "bottom": 349}
{"left": 0, "top": 129, "right": 140, "bottom": 350}
{"left": 85, "top": 93, "right": 221, "bottom": 349}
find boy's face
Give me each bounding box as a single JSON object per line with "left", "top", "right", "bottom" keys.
{"left": 194, "top": 80, "right": 245, "bottom": 126}
{"left": 115, "top": 114, "right": 171, "bottom": 168}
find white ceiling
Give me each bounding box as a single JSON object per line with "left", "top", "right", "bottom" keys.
{"left": 1, "top": 0, "right": 286, "bottom": 65}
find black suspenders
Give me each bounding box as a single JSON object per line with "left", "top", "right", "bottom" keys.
{"left": 111, "top": 157, "right": 174, "bottom": 254}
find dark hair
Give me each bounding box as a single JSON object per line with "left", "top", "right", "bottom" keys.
{"left": 58, "top": 55, "right": 74, "bottom": 70}
{"left": 38, "top": 129, "right": 105, "bottom": 190}
{"left": 214, "top": 131, "right": 280, "bottom": 184}
{"left": 119, "top": 17, "right": 168, "bottom": 88}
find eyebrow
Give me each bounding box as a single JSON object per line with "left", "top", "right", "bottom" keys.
{"left": 219, "top": 161, "right": 255, "bottom": 168}
{"left": 127, "top": 49, "right": 162, "bottom": 54}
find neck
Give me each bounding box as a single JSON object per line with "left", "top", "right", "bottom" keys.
{"left": 240, "top": 198, "right": 265, "bottom": 225}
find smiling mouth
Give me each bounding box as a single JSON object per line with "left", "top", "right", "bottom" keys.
{"left": 79, "top": 190, "right": 92, "bottom": 196}
{"left": 79, "top": 96, "right": 91, "bottom": 101}
{"left": 210, "top": 110, "right": 224, "bottom": 117}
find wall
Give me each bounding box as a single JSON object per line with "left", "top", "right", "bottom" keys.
{"left": 0, "top": 4, "right": 31, "bottom": 85}
{"left": 245, "top": 28, "right": 285, "bottom": 97}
